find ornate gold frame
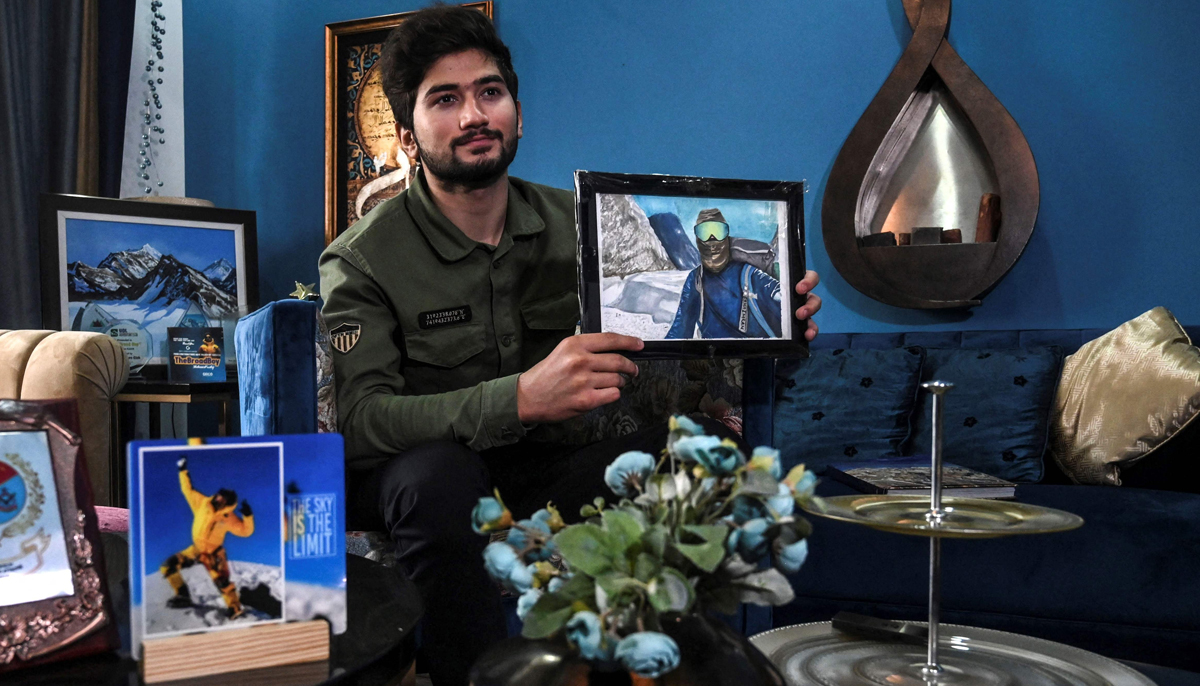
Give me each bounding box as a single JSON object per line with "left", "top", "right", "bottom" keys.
{"left": 0, "top": 401, "right": 112, "bottom": 668}
{"left": 324, "top": 2, "right": 495, "bottom": 245}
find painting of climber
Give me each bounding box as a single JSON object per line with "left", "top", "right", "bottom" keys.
{"left": 138, "top": 442, "right": 283, "bottom": 638}
{"left": 594, "top": 193, "right": 792, "bottom": 341}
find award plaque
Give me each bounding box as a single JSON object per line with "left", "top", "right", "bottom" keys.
{"left": 0, "top": 400, "right": 117, "bottom": 672}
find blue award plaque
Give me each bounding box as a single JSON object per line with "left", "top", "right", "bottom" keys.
{"left": 167, "top": 327, "right": 227, "bottom": 383}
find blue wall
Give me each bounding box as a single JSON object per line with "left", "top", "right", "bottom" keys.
{"left": 183, "top": 0, "right": 1200, "bottom": 333}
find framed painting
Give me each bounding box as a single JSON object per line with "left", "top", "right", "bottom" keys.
{"left": 324, "top": 2, "right": 494, "bottom": 245}
{"left": 576, "top": 171, "right": 809, "bottom": 360}
{"left": 39, "top": 194, "right": 259, "bottom": 379}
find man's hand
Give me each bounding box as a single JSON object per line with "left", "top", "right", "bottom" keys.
{"left": 177, "top": 456, "right": 188, "bottom": 472}
{"left": 240, "top": 500, "right": 252, "bottom": 517}
{"left": 794, "top": 269, "right": 823, "bottom": 342}
{"left": 517, "top": 333, "right": 643, "bottom": 424}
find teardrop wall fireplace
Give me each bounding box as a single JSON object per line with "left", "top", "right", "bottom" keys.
{"left": 823, "top": 0, "right": 1039, "bottom": 309}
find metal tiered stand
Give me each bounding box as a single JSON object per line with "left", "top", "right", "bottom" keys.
{"left": 751, "top": 382, "right": 1155, "bottom": 686}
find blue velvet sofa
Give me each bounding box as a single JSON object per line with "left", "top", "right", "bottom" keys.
{"left": 237, "top": 300, "right": 1200, "bottom": 671}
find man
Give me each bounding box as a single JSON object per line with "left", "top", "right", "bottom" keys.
{"left": 318, "top": 7, "right": 822, "bottom": 684}
{"left": 160, "top": 455, "right": 254, "bottom": 618}
{"left": 667, "top": 208, "right": 783, "bottom": 339}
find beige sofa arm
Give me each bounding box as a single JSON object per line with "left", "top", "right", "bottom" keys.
{"left": 21, "top": 332, "right": 129, "bottom": 504}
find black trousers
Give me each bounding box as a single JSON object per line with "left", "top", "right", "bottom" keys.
{"left": 346, "top": 419, "right": 744, "bottom": 686}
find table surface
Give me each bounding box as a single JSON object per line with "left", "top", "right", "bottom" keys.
{"left": 8, "top": 535, "right": 422, "bottom": 685}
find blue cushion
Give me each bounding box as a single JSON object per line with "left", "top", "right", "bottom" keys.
{"left": 773, "top": 347, "right": 925, "bottom": 474}
{"left": 909, "top": 347, "right": 1064, "bottom": 482}
{"left": 236, "top": 300, "right": 319, "bottom": 435}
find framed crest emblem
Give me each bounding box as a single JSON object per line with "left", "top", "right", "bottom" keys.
{"left": 0, "top": 400, "right": 117, "bottom": 672}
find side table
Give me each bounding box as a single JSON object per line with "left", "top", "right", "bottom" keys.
{"left": 110, "top": 379, "right": 239, "bottom": 507}
{"left": 7, "top": 534, "right": 423, "bottom": 685}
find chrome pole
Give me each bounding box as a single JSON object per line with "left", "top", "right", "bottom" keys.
{"left": 920, "top": 380, "right": 953, "bottom": 680}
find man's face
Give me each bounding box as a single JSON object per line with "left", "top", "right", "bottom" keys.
{"left": 695, "top": 220, "right": 731, "bottom": 273}
{"left": 399, "top": 49, "right": 522, "bottom": 191}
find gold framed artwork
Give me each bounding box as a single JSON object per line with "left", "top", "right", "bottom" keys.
{"left": 324, "top": 2, "right": 495, "bottom": 245}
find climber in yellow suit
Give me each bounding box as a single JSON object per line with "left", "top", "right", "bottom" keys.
{"left": 160, "top": 455, "right": 254, "bottom": 618}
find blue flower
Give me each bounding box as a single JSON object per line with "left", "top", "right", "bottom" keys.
{"left": 748, "top": 446, "right": 783, "bottom": 479}
{"left": 482, "top": 541, "right": 534, "bottom": 594}
{"left": 614, "top": 632, "right": 680, "bottom": 678}
{"left": 516, "top": 588, "right": 542, "bottom": 621}
{"left": 547, "top": 577, "right": 565, "bottom": 593}
{"left": 785, "top": 465, "right": 817, "bottom": 500}
{"left": 767, "top": 483, "right": 795, "bottom": 517}
{"left": 532, "top": 504, "right": 565, "bottom": 532}
{"left": 507, "top": 518, "right": 551, "bottom": 552}
{"left": 604, "top": 451, "right": 656, "bottom": 498}
{"left": 675, "top": 435, "right": 744, "bottom": 476}
{"left": 566, "top": 611, "right": 613, "bottom": 661}
{"left": 774, "top": 538, "right": 809, "bottom": 574}
{"left": 669, "top": 414, "right": 705, "bottom": 437}
{"left": 731, "top": 518, "right": 771, "bottom": 562}
{"left": 471, "top": 495, "right": 512, "bottom": 534}
{"left": 730, "top": 495, "right": 768, "bottom": 524}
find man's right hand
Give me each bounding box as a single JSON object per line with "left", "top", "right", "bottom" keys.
{"left": 177, "top": 456, "right": 188, "bottom": 471}
{"left": 517, "top": 333, "right": 643, "bottom": 424}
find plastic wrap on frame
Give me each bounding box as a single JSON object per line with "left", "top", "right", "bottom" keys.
{"left": 574, "top": 171, "right": 808, "bottom": 360}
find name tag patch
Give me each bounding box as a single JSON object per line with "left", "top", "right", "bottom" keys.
{"left": 419, "top": 305, "right": 472, "bottom": 329}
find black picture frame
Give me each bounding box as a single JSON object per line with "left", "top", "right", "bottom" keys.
{"left": 38, "top": 194, "right": 259, "bottom": 380}
{"left": 575, "top": 171, "right": 808, "bottom": 359}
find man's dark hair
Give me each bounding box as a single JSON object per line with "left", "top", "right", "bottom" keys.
{"left": 379, "top": 5, "right": 518, "bottom": 132}
{"left": 213, "top": 488, "right": 237, "bottom": 508}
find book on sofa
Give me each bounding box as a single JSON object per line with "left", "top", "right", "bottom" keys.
{"left": 825, "top": 459, "right": 1016, "bottom": 499}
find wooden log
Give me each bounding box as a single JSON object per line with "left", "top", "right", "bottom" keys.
{"left": 911, "top": 226, "right": 942, "bottom": 245}
{"left": 941, "top": 229, "right": 963, "bottom": 244}
{"left": 141, "top": 620, "right": 330, "bottom": 683}
{"left": 860, "top": 232, "right": 897, "bottom": 248}
{"left": 975, "top": 193, "right": 1001, "bottom": 242}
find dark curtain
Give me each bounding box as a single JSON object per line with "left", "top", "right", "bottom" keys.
{"left": 98, "top": 0, "right": 135, "bottom": 199}
{"left": 0, "top": 0, "right": 86, "bottom": 328}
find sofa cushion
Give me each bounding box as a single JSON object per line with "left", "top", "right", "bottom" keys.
{"left": 773, "top": 347, "right": 924, "bottom": 474}
{"left": 909, "top": 346, "right": 1064, "bottom": 482}
{"left": 1050, "top": 307, "right": 1200, "bottom": 486}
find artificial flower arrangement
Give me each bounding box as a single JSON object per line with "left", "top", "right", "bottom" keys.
{"left": 472, "top": 416, "right": 820, "bottom": 680}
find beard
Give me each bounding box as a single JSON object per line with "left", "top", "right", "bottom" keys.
{"left": 698, "top": 238, "right": 731, "bottom": 273}
{"left": 416, "top": 126, "right": 519, "bottom": 192}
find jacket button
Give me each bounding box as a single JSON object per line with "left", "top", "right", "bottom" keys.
{"left": 493, "top": 260, "right": 502, "bottom": 269}
{"left": 501, "top": 334, "right": 514, "bottom": 346}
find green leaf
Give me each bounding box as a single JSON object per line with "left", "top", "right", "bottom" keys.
{"left": 674, "top": 524, "right": 729, "bottom": 573}
{"left": 555, "top": 572, "right": 597, "bottom": 603}
{"left": 521, "top": 592, "right": 575, "bottom": 639}
{"left": 554, "top": 525, "right": 614, "bottom": 576}
{"left": 648, "top": 567, "right": 694, "bottom": 613}
{"left": 731, "top": 568, "right": 796, "bottom": 606}
{"left": 602, "top": 508, "right": 644, "bottom": 553}
{"left": 643, "top": 525, "right": 669, "bottom": 558}
{"left": 579, "top": 504, "right": 598, "bottom": 518}
{"left": 741, "top": 469, "right": 779, "bottom": 496}
{"left": 634, "top": 553, "right": 661, "bottom": 582}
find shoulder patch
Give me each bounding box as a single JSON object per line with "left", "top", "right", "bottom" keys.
{"left": 329, "top": 322, "right": 362, "bottom": 353}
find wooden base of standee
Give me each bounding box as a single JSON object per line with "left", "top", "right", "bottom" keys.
{"left": 141, "top": 620, "right": 330, "bottom": 683}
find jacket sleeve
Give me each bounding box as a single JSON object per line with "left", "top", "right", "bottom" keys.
{"left": 751, "top": 268, "right": 783, "bottom": 337}
{"left": 227, "top": 513, "right": 255, "bottom": 537}
{"left": 319, "top": 247, "right": 525, "bottom": 465}
{"left": 666, "top": 270, "right": 700, "bottom": 339}
{"left": 179, "top": 470, "right": 206, "bottom": 513}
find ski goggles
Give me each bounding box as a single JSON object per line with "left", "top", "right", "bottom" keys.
{"left": 694, "top": 220, "right": 729, "bottom": 242}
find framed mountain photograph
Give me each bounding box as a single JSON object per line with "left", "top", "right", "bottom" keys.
{"left": 575, "top": 171, "right": 808, "bottom": 359}
{"left": 39, "top": 194, "right": 258, "bottom": 378}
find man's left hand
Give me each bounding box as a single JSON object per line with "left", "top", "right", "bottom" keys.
{"left": 794, "top": 269, "right": 823, "bottom": 342}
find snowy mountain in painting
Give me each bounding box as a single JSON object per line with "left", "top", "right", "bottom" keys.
{"left": 68, "top": 262, "right": 128, "bottom": 296}
{"left": 136, "top": 255, "right": 237, "bottom": 318}
{"left": 203, "top": 258, "right": 234, "bottom": 284}
{"left": 98, "top": 243, "right": 163, "bottom": 281}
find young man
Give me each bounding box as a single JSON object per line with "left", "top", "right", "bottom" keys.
{"left": 318, "top": 7, "right": 822, "bottom": 684}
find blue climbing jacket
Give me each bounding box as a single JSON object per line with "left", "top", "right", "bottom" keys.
{"left": 666, "top": 263, "right": 782, "bottom": 339}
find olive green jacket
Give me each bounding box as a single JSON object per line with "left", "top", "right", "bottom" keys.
{"left": 319, "top": 173, "right": 579, "bottom": 468}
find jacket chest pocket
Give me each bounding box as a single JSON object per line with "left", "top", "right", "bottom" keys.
{"left": 521, "top": 291, "right": 580, "bottom": 331}
{"left": 403, "top": 322, "right": 487, "bottom": 368}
